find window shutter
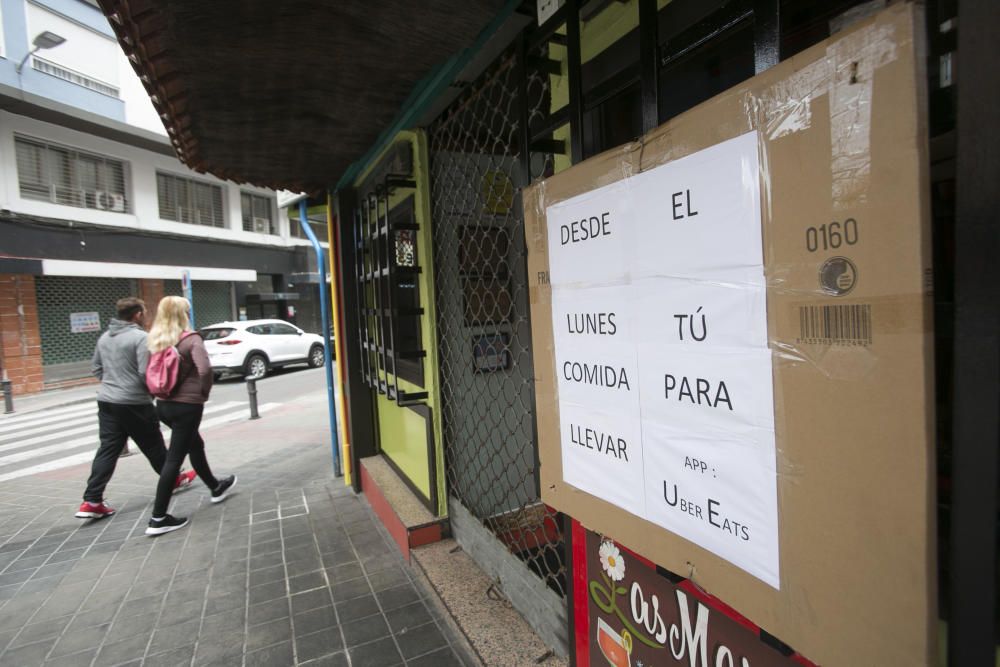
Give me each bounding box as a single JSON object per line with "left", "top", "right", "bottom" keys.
{"left": 15, "top": 135, "right": 128, "bottom": 211}
{"left": 241, "top": 192, "right": 252, "bottom": 231}
{"left": 15, "top": 139, "right": 48, "bottom": 201}
{"left": 211, "top": 185, "right": 224, "bottom": 227}
{"left": 157, "top": 173, "right": 176, "bottom": 220}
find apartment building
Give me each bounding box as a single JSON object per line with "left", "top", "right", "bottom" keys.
{"left": 0, "top": 0, "right": 326, "bottom": 394}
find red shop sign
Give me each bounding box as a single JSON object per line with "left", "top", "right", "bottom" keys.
{"left": 574, "top": 522, "right": 816, "bottom": 667}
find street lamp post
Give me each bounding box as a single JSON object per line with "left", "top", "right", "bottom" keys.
{"left": 16, "top": 31, "right": 67, "bottom": 75}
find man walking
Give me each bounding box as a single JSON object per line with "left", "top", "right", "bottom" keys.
{"left": 76, "top": 297, "right": 195, "bottom": 518}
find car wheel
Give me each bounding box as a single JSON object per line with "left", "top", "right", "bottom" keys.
{"left": 245, "top": 354, "right": 268, "bottom": 380}
{"left": 308, "top": 345, "right": 325, "bottom": 368}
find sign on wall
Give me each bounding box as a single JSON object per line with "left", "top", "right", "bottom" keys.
{"left": 579, "top": 528, "right": 808, "bottom": 667}
{"left": 69, "top": 312, "right": 100, "bottom": 333}
{"left": 546, "top": 132, "right": 779, "bottom": 588}
{"left": 526, "top": 7, "right": 936, "bottom": 665}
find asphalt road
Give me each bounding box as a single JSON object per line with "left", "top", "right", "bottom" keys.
{"left": 210, "top": 365, "right": 328, "bottom": 406}
{"left": 0, "top": 366, "right": 331, "bottom": 485}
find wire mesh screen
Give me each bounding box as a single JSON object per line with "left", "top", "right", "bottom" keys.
{"left": 163, "top": 280, "right": 233, "bottom": 328}
{"left": 36, "top": 276, "right": 137, "bottom": 366}
{"left": 429, "top": 50, "right": 564, "bottom": 596}
{"left": 163, "top": 280, "right": 183, "bottom": 298}
{"left": 192, "top": 281, "right": 234, "bottom": 327}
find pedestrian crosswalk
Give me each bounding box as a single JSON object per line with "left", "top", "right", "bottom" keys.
{"left": 0, "top": 400, "right": 278, "bottom": 483}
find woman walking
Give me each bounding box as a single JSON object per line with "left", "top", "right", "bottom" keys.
{"left": 145, "top": 296, "right": 236, "bottom": 535}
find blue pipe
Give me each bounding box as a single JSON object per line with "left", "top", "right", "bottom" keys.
{"left": 298, "top": 201, "right": 342, "bottom": 477}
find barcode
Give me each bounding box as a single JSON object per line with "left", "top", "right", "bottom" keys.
{"left": 798, "top": 304, "right": 872, "bottom": 345}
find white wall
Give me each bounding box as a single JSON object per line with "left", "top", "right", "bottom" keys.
{"left": 26, "top": 3, "right": 117, "bottom": 90}
{"left": 0, "top": 2, "right": 6, "bottom": 60}
{"left": 118, "top": 50, "right": 164, "bottom": 134}
{"left": 0, "top": 110, "right": 315, "bottom": 249}
{"left": 19, "top": 1, "right": 167, "bottom": 134}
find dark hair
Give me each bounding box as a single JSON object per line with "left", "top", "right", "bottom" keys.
{"left": 116, "top": 297, "right": 146, "bottom": 321}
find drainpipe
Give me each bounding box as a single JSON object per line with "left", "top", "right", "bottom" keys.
{"left": 298, "top": 201, "right": 342, "bottom": 477}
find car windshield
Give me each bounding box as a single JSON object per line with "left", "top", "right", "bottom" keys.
{"left": 200, "top": 328, "right": 234, "bottom": 340}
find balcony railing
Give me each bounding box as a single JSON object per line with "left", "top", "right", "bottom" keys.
{"left": 32, "top": 56, "right": 120, "bottom": 99}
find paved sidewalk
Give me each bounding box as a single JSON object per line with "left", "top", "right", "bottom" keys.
{"left": 0, "top": 392, "right": 474, "bottom": 667}
{"left": 4, "top": 382, "right": 100, "bottom": 416}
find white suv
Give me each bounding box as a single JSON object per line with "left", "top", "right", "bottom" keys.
{"left": 201, "top": 319, "right": 326, "bottom": 380}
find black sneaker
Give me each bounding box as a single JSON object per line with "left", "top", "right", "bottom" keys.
{"left": 145, "top": 514, "right": 188, "bottom": 536}
{"left": 211, "top": 475, "right": 237, "bottom": 504}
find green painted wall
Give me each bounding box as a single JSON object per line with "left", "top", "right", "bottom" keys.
{"left": 375, "top": 392, "right": 432, "bottom": 498}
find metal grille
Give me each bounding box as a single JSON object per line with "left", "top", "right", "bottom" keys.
{"left": 32, "top": 56, "right": 121, "bottom": 98}
{"left": 15, "top": 135, "right": 129, "bottom": 212}
{"left": 164, "top": 280, "right": 234, "bottom": 328}
{"left": 429, "top": 47, "right": 564, "bottom": 596}
{"left": 163, "top": 280, "right": 184, "bottom": 298}
{"left": 354, "top": 176, "right": 428, "bottom": 405}
{"left": 192, "top": 281, "right": 234, "bottom": 327}
{"left": 36, "top": 276, "right": 137, "bottom": 366}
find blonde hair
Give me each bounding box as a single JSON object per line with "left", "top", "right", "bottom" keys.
{"left": 147, "top": 296, "right": 191, "bottom": 353}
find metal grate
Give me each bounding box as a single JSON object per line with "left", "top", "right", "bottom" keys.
{"left": 164, "top": 280, "right": 233, "bottom": 328}
{"left": 429, "top": 45, "right": 564, "bottom": 597}
{"left": 353, "top": 171, "right": 428, "bottom": 406}
{"left": 36, "top": 276, "right": 137, "bottom": 367}
{"left": 192, "top": 281, "right": 234, "bottom": 328}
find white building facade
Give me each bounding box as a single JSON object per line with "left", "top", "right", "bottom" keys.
{"left": 0, "top": 0, "right": 325, "bottom": 393}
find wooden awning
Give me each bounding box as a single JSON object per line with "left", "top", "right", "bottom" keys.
{"left": 98, "top": 0, "right": 506, "bottom": 192}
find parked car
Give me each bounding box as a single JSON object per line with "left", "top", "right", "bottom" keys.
{"left": 200, "top": 319, "right": 326, "bottom": 380}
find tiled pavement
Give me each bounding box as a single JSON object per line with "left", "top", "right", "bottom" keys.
{"left": 0, "top": 399, "right": 475, "bottom": 667}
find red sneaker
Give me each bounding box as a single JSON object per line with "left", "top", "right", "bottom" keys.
{"left": 173, "top": 469, "right": 197, "bottom": 493}
{"left": 75, "top": 501, "right": 116, "bottom": 519}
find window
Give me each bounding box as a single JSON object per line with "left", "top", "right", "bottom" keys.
{"left": 14, "top": 136, "right": 128, "bottom": 212}
{"left": 290, "top": 215, "right": 329, "bottom": 243}
{"left": 241, "top": 192, "right": 276, "bottom": 234}
{"left": 157, "top": 172, "right": 224, "bottom": 227}
{"left": 270, "top": 323, "right": 299, "bottom": 335}
{"left": 200, "top": 328, "right": 234, "bottom": 340}
{"left": 386, "top": 196, "right": 424, "bottom": 386}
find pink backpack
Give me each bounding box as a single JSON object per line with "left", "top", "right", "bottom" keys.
{"left": 146, "top": 332, "right": 194, "bottom": 399}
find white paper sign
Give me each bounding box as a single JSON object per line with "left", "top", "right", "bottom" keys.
{"left": 559, "top": 401, "right": 646, "bottom": 519}
{"left": 69, "top": 312, "right": 101, "bottom": 333}
{"left": 546, "top": 131, "right": 780, "bottom": 588}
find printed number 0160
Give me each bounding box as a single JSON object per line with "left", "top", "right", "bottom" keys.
{"left": 806, "top": 218, "right": 859, "bottom": 252}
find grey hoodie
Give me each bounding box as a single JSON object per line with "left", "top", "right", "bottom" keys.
{"left": 92, "top": 319, "right": 152, "bottom": 404}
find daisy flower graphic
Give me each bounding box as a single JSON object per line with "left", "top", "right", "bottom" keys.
{"left": 599, "top": 540, "right": 625, "bottom": 582}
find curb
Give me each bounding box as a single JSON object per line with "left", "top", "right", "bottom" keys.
{"left": 0, "top": 394, "right": 96, "bottom": 418}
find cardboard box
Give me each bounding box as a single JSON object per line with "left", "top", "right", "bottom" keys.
{"left": 524, "top": 4, "right": 934, "bottom": 665}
